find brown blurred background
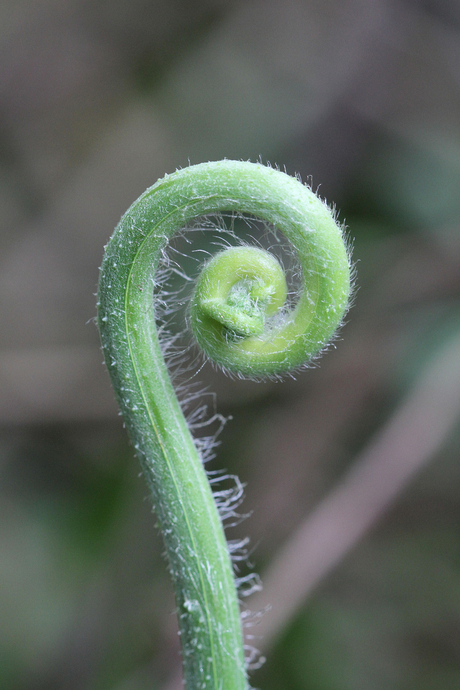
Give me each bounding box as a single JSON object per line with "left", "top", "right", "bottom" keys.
{"left": 1, "top": 1, "right": 460, "bottom": 689}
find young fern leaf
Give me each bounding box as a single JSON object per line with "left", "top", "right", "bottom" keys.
{"left": 97, "top": 160, "right": 351, "bottom": 690}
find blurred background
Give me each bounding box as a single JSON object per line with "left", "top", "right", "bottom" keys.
{"left": 1, "top": 1, "right": 460, "bottom": 689}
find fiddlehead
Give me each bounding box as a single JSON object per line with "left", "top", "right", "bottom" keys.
{"left": 97, "top": 160, "right": 350, "bottom": 690}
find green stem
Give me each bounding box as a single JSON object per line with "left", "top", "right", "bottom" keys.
{"left": 97, "top": 160, "right": 350, "bottom": 690}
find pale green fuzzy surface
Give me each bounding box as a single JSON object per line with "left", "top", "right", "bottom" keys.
{"left": 97, "top": 160, "right": 350, "bottom": 690}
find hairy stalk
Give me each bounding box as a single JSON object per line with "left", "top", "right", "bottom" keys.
{"left": 97, "top": 160, "right": 351, "bottom": 690}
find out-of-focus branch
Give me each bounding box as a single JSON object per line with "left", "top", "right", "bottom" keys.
{"left": 161, "top": 331, "right": 460, "bottom": 690}
{"left": 247, "top": 330, "right": 460, "bottom": 650}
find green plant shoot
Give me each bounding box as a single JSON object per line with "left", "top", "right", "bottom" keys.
{"left": 97, "top": 160, "right": 351, "bottom": 690}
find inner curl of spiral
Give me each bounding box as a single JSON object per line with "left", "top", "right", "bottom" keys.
{"left": 190, "top": 246, "right": 291, "bottom": 372}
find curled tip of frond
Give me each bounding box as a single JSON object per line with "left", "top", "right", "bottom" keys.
{"left": 98, "top": 160, "right": 352, "bottom": 690}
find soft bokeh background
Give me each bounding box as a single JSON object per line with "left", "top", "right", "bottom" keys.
{"left": 2, "top": 1, "right": 460, "bottom": 689}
